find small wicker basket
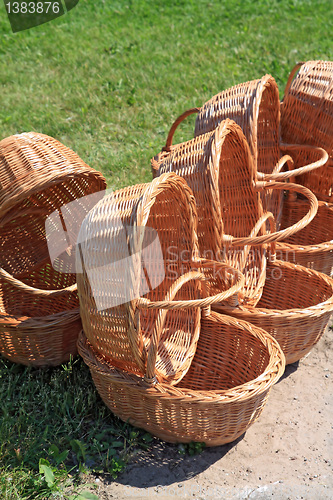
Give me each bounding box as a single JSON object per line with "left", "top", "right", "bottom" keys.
{"left": 0, "top": 268, "right": 81, "bottom": 366}
{"left": 281, "top": 60, "right": 333, "bottom": 202}
{"left": 78, "top": 309, "right": 285, "bottom": 446}
{"left": 76, "top": 172, "right": 245, "bottom": 385}
{"left": 0, "top": 132, "right": 106, "bottom": 289}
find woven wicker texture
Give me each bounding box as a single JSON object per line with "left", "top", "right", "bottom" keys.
{"left": 276, "top": 199, "right": 333, "bottom": 276}
{"left": 0, "top": 268, "right": 81, "bottom": 366}
{"left": 193, "top": 74, "right": 327, "bottom": 220}
{"left": 152, "top": 119, "right": 319, "bottom": 306}
{"left": 78, "top": 310, "right": 285, "bottom": 446}
{"left": 77, "top": 172, "right": 245, "bottom": 384}
{"left": 214, "top": 259, "right": 333, "bottom": 364}
{"left": 281, "top": 60, "right": 333, "bottom": 202}
{"left": 152, "top": 120, "right": 266, "bottom": 306}
{"left": 0, "top": 132, "right": 106, "bottom": 289}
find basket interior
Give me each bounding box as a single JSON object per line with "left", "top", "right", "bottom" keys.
{"left": 257, "top": 261, "right": 333, "bottom": 310}
{"left": 178, "top": 312, "right": 271, "bottom": 391}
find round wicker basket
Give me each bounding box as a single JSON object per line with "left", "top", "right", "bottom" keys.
{"left": 78, "top": 310, "right": 285, "bottom": 446}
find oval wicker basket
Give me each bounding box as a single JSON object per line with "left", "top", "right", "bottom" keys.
{"left": 78, "top": 310, "right": 285, "bottom": 446}
{"left": 76, "top": 172, "right": 245, "bottom": 385}
{"left": 281, "top": 60, "right": 333, "bottom": 202}
{"left": 0, "top": 132, "right": 106, "bottom": 289}
{"left": 193, "top": 74, "right": 327, "bottom": 220}
{"left": 214, "top": 259, "right": 333, "bottom": 364}
{"left": 0, "top": 268, "right": 81, "bottom": 366}
{"left": 152, "top": 119, "right": 319, "bottom": 306}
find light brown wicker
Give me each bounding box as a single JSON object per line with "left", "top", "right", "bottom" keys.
{"left": 76, "top": 172, "right": 245, "bottom": 384}
{"left": 152, "top": 119, "right": 319, "bottom": 306}
{"left": 276, "top": 199, "right": 333, "bottom": 276}
{"left": 0, "top": 268, "right": 81, "bottom": 366}
{"left": 0, "top": 132, "right": 106, "bottom": 289}
{"left": 78, "top": 309, "right": 285, "bottom": 446}
{"left": 281, "top": 60, "right": 333, "bottom": 202}
{"left": 193, "top": 74, "right": 327, "bottom": 220}
{"left": 214, "top": 259, "right": 333, "bottom": 364}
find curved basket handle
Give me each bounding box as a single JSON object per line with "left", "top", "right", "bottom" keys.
{"left": 283, "top": 61, "right": 304, "bottom": 97}
{"left": 143, "top": 270, "right": 205, "bottom": 383}
{"left": 256, "top": 145, "right": 328, "bottom": 181}
{"left": 0, "top": 267, "right": 77, "bottom": 296}
{"left": 136, "top": 261, "right": 245, "bottom": 310}
{"left": 163, "top": 107, "right": 201, "bottom": 152}
{"left": 221, "top": 181, "right": 318, "bottom": 247}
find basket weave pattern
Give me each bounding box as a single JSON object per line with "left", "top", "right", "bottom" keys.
{"left": 78, "top": 310, "right": 285, "bottom": 446}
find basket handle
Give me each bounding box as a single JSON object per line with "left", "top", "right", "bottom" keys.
{"left": 0, "top": 267, "right": 77, "bottom": 296}
{"left": 283, "top": 61, "right": 304, "bottom": 97}
{"left": 163, "top": 107, "right": 201, "bottom": 152}
{"left": 142, "top": 270, "right": 206, "bottom": 383}
{"left": 136, "top": 261, "right": 245, "bottom": 310}
{"left": 256, "top": 145, "right": 328, "bottom": 181}
{"left": 221, "top": 181, "right": 318, "bottom": 247}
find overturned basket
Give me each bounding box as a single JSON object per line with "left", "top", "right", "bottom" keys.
{"left": 0, "top": 132, "right": 106, "bottom": 289}
{"left": 152, "top": 118, "right": 318, "bottom": 306}
{"left": 281, "top": 60, "right": 333, "bottom": 202}
{"left": 78, "top": 309, "right": 285, "bottom": 446}
{"left": 0, "top": 268, "right": 81, "bottom": 366}
{"left": 76, "top": 172, "right": 245, "bottom": 384}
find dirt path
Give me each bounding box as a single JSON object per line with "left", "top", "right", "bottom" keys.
{"left": 92, "top": 323, "right": 333, "bottom": 499}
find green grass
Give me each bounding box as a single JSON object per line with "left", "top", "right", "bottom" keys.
{"left": 0, "top": 356, "right": 154, "bottom": 499}
{"left": 0, "top": 0, "right": 333, "bottom": 497}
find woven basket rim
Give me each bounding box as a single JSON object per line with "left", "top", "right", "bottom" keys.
{"left": 78, "top": 314, "right": 285, "bottom": 400}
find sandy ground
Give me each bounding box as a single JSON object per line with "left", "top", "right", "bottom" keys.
{"left": 91, "top": 322, "right": 333, "bottom": 500}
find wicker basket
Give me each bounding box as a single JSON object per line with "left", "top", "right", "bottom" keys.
{"left": 281, "top": 60, "right": 333, "bottom": 202}
{"left": 76, "top": 172, "right": 245, "bottom": 384}
{"left": 214, "top": 259, "right": 333, "bottom": 364}
{"left": 0, "top": 132, "right": 106, "bottom": 289}
{"left": 78, "top": 309, "right": 285, "bottom": 446}
{"left": 193, "top": 74, "right": 327, "bottom": 220}
{"left": 276, "top": 199, "right": 333, "bottom": 276}
{"left": 0, "top": 267, "right": 81, "bottom": 366}
{"left": 152, "top": 119, "right": 319, "bottom": 306}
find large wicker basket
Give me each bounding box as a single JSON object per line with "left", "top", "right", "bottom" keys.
{"left": 152, "top": 119, "right": 318, "bottom": 306}
{"left": 281, "top": 60, "right": 333, "bottom": 202}
{"left": 214, "top": 259, "right": 333, "bottom": 364}
{"left": 76, "top": 172, "right": 245, "bottom": 385}
{"left": 193, "top": 74, "right": 327, "bottom": 220}
{"left": 0, "top": 268, "right": 81, "bottom": 366}
{"left": 0, "top": 132, "right": 106, "bottom": 289}
{"left": 78, "top": 310, "right": 285, "bottom": 446}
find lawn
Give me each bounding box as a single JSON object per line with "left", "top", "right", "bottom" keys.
{"left": 0, "top": 0, "right": 332, "bottom": 498}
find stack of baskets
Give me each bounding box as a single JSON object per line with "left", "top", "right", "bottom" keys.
{"left": 1, "top": 60, "right": 333, "bottom": 447}
{"left": 0, "top": 132, "right": 106, "bottom": 366}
